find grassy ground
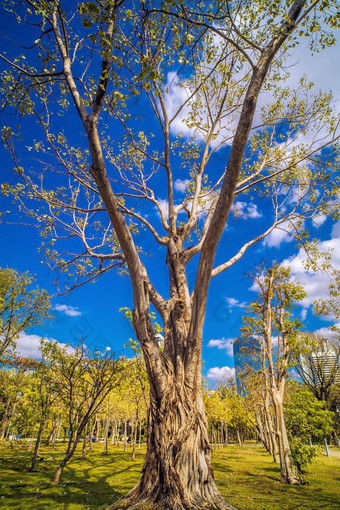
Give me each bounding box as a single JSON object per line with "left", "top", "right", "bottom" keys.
{"left": 0, "top": 441, "right": 339, "bottom": 509}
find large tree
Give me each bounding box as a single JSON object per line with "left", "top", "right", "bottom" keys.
{"left": 1, "top": 1, "right": 339, "bottom": 508}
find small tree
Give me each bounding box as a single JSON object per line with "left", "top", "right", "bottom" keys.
{"left": 29, "top": 343, "right": 59, "bottom": 472}
{"left": 284, "top": 383, "right": 334, "bottom": 471}
{"left": 0, "top": 267, "right": 51, "bottom": 360}
{"left": 43, "top": 340, "right": 121, "bottom": 484}
{"left": 0, "top": 357, "right": 35, "bottom": 440}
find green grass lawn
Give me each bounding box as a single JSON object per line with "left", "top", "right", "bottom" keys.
{"left": 0, "top": 441, "right": 339, "bottom": 509}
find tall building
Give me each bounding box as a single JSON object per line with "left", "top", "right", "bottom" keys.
{"left": 299, "top": 347, "right": 340, "bottom": 388}
{"left": 233, "top": 336, "right": 261, "bottom": 393}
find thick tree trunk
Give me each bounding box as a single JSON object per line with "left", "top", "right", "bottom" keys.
{"left": 272, "top": 392, "right": 301, "bottom": 484}
{"left": 115, "top": 382, "right": 237, "bottom": 510}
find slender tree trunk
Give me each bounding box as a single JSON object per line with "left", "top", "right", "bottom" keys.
{"left": 104, "top": 415, "right": 110, "bottom": 455}
{"left": 45, "top": 421, "right": 56, "bottom": 446}
{"left": 54, "top": 432, "right": 81, "bottom": 484}
{"left": 0, "top": 400, "right": 12, "bottom": 439}
{"left": 112, "top": 420, "right": 116, "bottom": 445}
{"left": 272, "top": 391, "right": 301, "bottom": 484}
{"left": 123, "top": 419, "right": 128, "bottom": 452}
{"left": 332, "top": 431, "right": 340, "bottom": 448}
{"left": 138, "top": 419, "right": 142, "bottom": 449}
{"left": 264, "top": 400, "right": 279, "bottom": 463}
{"left": 56, "top": 418, "right": 62, "bottom": 443}
{"left": 52, "top": 421, "right": 58, "bottom": 449}
{"left": 117, "top": 380, "right": 236, "bottom": 510}
{"left": 255, "top": 413, "right": 267, "bottom": 449}
{"left": 132, "top": 414, "right": 138, "bottom": 461}
{"left": 236, "top": 428, "right": 243, "bottom": 447}
{"left": 211, "top": 423, "right": 216, "bottom": 449}
{"left": 117, "top": 420, "right": 121, "bottom": 446}
{"left": 88, "top": 420, "right": 93, "bottom": 451}
{"left": 95, "top": 418, "right": 99, "bottom": 442}
{"left": 30, "top": 419, "right": 45, "bottom": 472}
{"left": 82, "top": 422, "right": 88, "bottom": 460}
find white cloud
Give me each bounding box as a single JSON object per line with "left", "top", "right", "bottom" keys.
{"left": 163, "top": 72, "right": 195, "bottom": 139}
{"left": 55, "top": 303, "right": 82, "bottom": 317}
{"left": 284, "top": 230, "right": 340, "bottom": 311}
{"left": 331, "top": 220, "right": 340, "bottom": 237}
{"left": 162, "top": 33, "right": 339, "bottom": 149}
{"left": 14, "top": 331, "right": 73, "bottom": 359}
{"left": 208, "top": 337, "right": 234, "bottom": 356}
{"left": 262, "top": 220, "right": 294, "bottom": 248}
{"left": 174, "top": 179, "right": 190, "bottom": 193}
{"left": 301, "top": 308, "right": 308, "bottom": 321}
{"left": 312, "top": 214, "right": 327, "bottom": 228}
{"left": 207, "top": 366, "right": 235, "bottom": 382}
{"left": 225, "top": 297, "right": 246, "bottom": 308}
{"left": 163, "top": 70, "right": 239, "bottom": 148}
{"left": 285, "top": 38, "right": 340, "bottom": 113}
{"left": 153, "top": 198, "right": 171, "bottom": 221}
{"left": 313, "top": 323, "right": 340, "bottom": 337}
{"left": 233, "top": 201, "right": 262, "bottom": 220}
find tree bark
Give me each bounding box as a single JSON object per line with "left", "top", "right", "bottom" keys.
{"left": 272, "top": 391, "right": 301, "bottom": 484}
{"left": 0, "top": 399, "right": 13, "bottom": 439}
{"left": 45, "top": 421, "right": 56, "bottom": 446}
{"left": 138, "top": 419, "right": 142, "bottom": 449}
{"left": 123, "top": 418, "right": 128, "bottom": 452}
{"left": 114, "top": 380, "right": 236, "bottom": 510}
{"left": 264, "top": 399, "right": 279, "bottom": 463}
{"left": 132, "top": 415, "right": 138, "bottom": 461}
{"left": 104, "top": 415, "right": 110, "bottom": 455}
{"left": 30, "top": 419, "right": 44, "bottom": 472}
{"left": 82, "top": 422, "right": 88, "bottom": 460}
{"left": 236, "top": 428, "right": 243, "bottom": 447}
{"left": 53, "top": 432, "right": 81, "bottom": 484}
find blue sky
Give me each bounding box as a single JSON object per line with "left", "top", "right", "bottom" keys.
{"left": 0, "top": 6, "right": 339, "bottom": 385}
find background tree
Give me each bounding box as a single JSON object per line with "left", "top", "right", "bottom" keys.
{"left": 313, "top": 269, "right": 340, "bottom": 322}
{"left": 296, "top": 332, "right": 340, "bottom": 444}
{"left": 0, "top": 267, "right": 51, "bottom": 360}
{"left": 204, "top": 388, "right": 228, "bottom": 447}
{"left": 1, "top": 1, "right": 340, "bottom": 508}
{"left": 241, "top": 264, "right": 306, "bottom": 484}
{"left": 296, "top": 333, "right": 340, "bottom": 403}
{"left": 29, "top": 342, "right": 59, "bottom": 472}
{"left": 42, "top": 340, "right": 121, "bottom": 484}
{"left": 284, "top": 382, "right": 334, "bottom": 471}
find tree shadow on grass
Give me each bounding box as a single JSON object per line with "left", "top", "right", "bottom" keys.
{"left": 0, "top": 447, "right": 143, "bottom": 510}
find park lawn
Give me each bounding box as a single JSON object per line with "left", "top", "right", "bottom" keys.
{"left": 0, "top": 442, "right": 339, "bottom": 510}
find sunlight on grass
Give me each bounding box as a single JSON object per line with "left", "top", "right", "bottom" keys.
{"left": 0, "top": 442, "right": 339, "bottom": 509}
